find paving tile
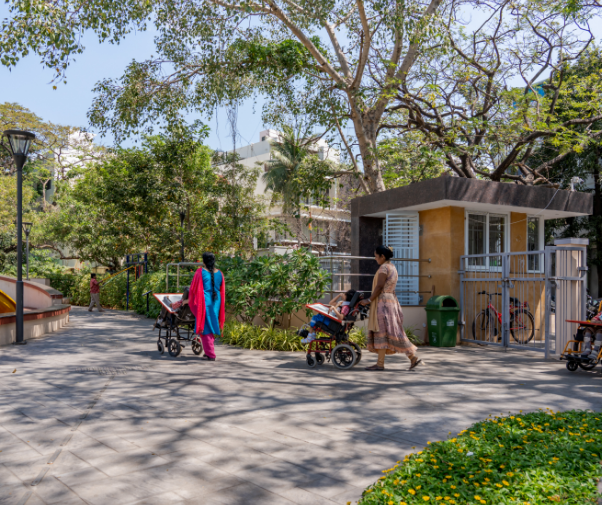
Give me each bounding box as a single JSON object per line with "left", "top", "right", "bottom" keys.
{"left": 277, "top": 487, "right": 337, "bottom": 505}
{"left": 77, "top": 448, "right": 170, "bottom": 477}
{"left": 68, "top": 477, "right": 141, "bottom": 505}
{"left": 131, "top": 492, "right": 186, "bottom": 505}
{"left": 210, "top": 481, "right": 298, "bottom": 505}
{"left": 31, "top": 476, "right": 88, "bottom": 505}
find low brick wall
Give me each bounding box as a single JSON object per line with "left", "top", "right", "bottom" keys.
{"left": 0, "top": 304, "right": 71, "bottom": 347}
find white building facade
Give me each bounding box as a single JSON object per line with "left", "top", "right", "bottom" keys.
{"left": 231, "top": 130, "right": 352, "bottom": 253}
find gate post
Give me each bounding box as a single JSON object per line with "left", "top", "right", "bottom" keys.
{"left": 554, "top": 238, "right": 588, "bottom": 359}
{"left": 501, "top": 253, "right": 510, "bottom": 348}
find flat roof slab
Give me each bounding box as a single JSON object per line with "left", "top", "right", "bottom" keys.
{"left": 352, "top": 177, "right": 593, "bottom": 219}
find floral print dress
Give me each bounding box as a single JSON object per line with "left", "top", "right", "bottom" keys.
{"left": 367, "top": 262, "right": 417, "bottom": 356}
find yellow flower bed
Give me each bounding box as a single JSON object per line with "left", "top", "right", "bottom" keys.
{"left": 360, "top": 410, "right": 602, "bottom": 505}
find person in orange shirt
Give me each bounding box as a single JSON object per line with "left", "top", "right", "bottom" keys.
{"left": 88, "top": 273, "right": 104, "bottom": 312}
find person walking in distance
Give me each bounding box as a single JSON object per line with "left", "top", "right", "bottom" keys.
{"left": 88, "top": 273, "right": 104, "bottom": 312}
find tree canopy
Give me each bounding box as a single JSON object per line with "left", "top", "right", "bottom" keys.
{"left": 2, "top": 0, "right": 601, "bottom": 191}
{"left": 39, "top": 129, "right": 272, "bottom": 268}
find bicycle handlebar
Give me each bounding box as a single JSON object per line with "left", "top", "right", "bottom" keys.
{"left": 477, "top": 291, "right": 502, "bottom": 296}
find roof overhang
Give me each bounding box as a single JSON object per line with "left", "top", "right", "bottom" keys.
{"left": 351, "top": 177, "right": 592, "bottom": 220}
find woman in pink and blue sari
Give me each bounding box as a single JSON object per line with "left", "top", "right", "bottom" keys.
{"left": 189, "top": 252, "right": 226, "bottom": 361}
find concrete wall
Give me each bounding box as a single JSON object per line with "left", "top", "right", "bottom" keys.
{"left": 0, "top": 305, "right": 70, "bottom": 347}
{"left": 0, "top": 275, "right": 56, "bottom": 309}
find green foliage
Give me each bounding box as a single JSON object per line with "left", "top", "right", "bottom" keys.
{"left": 42, "top": 127, "right": 271, "bottom": 268}
{"left": 221, "top": 319, "right": 306, "bottom": 352}
{"left": 262, "top": 125, "right": 335, "bottom": 216}
{"left": 378, "top": 134, "right": 448, "bottom": 189}
{"left": 359, "top": 409, "right": 602, "bottom": 505}
{"left": 1, "top": 250, "right": 69, "bottom": 278}
{"left": 220, "top": 249, "right": 331, "bottom": 326}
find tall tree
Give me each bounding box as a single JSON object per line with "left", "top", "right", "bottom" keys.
{"left": 2, "top": 1, "right": 600, "bottom": 191}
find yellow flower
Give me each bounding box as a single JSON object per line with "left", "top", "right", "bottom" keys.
{"left": 500, "top": 465, "right": 505, "bottom": 469}
{"left": 503, "top": 480, "right": 510, "bottom": 486}
{"left": 442, "top": 479, "right": 447, "bottom": 483}
{"left": 416, "top": 474, "right": 421, "bottom": 478}
{"left": 445, "top": 476, "right": 452, "bottom": 479}
{"left": 423, "top": 497, "right": 430, "bottom": 502}
{"left": 417, "top": 486, "right": 422, "bottom": 490}
{"left": 409, "top": 489, "right": 416, "bottom": 495}
{"left": 506, "top": 472, "right": 514, "bottom": 477}
{"left": 454, "top": 493, "right": 460, "bottom": 497}
{"left": 475, "top": 496, "right": 481, "bottom": 500}
{"left": 451, "top": 485, "right": 456, "bottom": 489}
{"left": 495, "top": 484, "right": 502, "bottom": 488}
{"left": 444, "top": 498, "right": 451, "bottom": 501}
{"left": 481, "top": 501, "right": 486, "bottom": 504}
{"left": 436, "top": 498, "right": 443, "bottom": 502}
{"left": 388, "top": 501, "right": 394, "bottom": 505}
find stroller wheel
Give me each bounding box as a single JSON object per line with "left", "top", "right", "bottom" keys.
{"left": 168, "top": 339, "right": 182, "bottom": 357}
{"left": 332, "top": 344, "right": 356, "bottom": 370}
{"left": 566, "top": 361, "right": 578, "bottom": 372}
{"left": 349, "top": 342, "right": 362, "bottom": 365}
{"left": 306, "top": 354, "right": 317, "bottom": 368}
{"left": 157, "top": 340, "right": 164, "bottom": 355}
{"left": 315, "top": 353, "right": 325, "bottom": 366}
{"left": 192, "top": 340, "right": 203, "bottom": 356}
{"left": 578, "top": 362, "right": 597, "bottom": 371}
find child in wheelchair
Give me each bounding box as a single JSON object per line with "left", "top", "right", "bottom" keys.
{"left": 299, "top": 289, "right": 357, "bottom": 343}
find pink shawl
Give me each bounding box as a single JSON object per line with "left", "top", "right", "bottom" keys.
{"left": 189, "top": 268, "right": 226, "bottom": 335}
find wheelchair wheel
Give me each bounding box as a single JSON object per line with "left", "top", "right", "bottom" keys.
{"left": 157, "top": 340, "right": 164, "bottom": 355}
{"left": 168, "top": 339, "right": 182, "bottom": 357}
{"left": 306, "top": 354, "right": 317, "bottom": 368}
{"left": 315, "top": 353, "right": 325, "bottom": 366}
{"left": 192, "top": 340, "right": 203, "bottom": 356}
{"left": 566, "top": 361, "right": 578, "bottom": 372}
{"left": 349, "top": 342, "right": 362, "bottom": 365}
{"left": 578, "top": 362, "right": 597, "bottom": 371}
{"left": 332, "top": 344, "right": 356, "bottom": 370}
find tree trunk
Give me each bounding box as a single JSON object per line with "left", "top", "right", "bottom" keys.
{"left": 348, "top": 96, "right": 386, "bottom": 194}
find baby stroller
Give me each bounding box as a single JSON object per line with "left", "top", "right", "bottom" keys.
{"left": 297, "top": 291, "right": 369, "bottom": 370}
{"left": 153, "top": 288, "right": 203, "bottom": 357}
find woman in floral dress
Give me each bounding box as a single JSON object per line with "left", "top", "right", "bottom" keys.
{"left": 359, "top": 245, "right": 423, "bottom": 371}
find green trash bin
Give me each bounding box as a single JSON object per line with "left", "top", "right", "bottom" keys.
{"left": 426, "top": 296, "right": 459, "bottom": 347}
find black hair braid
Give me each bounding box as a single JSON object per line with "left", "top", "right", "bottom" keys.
{"left": 202, "top": 252, "right": 218, "bottom": 301}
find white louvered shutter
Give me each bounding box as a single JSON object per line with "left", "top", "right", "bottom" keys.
{"left": 384, "top": 213, "right": 419, "bottom": 305}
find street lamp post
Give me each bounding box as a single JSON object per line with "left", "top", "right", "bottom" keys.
{"left": 3, "top": 130, "right": 36, "bottom": 345}
{"left": 22, "top": 222, "right": 33, "bottom": 280}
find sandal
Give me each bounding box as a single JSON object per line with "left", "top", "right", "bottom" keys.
{"left": 365, "top": 364, "right": 385, "bottom": 371}
{"left": 409, "top": 358, "right": 423, "bottom": 370}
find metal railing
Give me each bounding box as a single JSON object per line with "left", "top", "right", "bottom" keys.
{"left": 165, "top": 262, "right": 201, "bottom": 291}
{"left": 319, "top": 255, "right": 433, "bottom": 305}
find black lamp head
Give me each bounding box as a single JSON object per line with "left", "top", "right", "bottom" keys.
{"left": 3, "top": 129, "right": 36, "bottom": 157}
{"left": 22, "top": 222, "right": 34, "bottom": 234}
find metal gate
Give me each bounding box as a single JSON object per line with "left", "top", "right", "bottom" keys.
{"left": 459, "top": 246, "right": 587, "bottom": 358}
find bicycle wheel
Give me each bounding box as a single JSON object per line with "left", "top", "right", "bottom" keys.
{"left": 510, "top": 310, "right": 535, "bottom": 344}
{"left": 472, "top": 310, "right": 499, "bottom": 342}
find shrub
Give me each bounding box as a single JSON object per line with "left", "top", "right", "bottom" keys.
{"left": 220, "top": 321, "right": 418, "bottom": 352}
{"left": 359, "top": 409, "right": 602, "bottom": 505}
{"left": 220, "top": 249, "right": 331, "bottom": 326}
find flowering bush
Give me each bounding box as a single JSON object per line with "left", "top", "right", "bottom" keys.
{"left": 360, "top": 409, "right": 602, "bottom": 505}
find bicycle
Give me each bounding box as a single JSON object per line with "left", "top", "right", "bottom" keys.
{"left": 471, "top": 291, "right": 535, "bottom": 344}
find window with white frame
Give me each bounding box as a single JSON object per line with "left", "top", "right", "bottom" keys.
{"left": 527, "top": 216, "right": 544, "bottom": 272}
{"left": 466, "top": 212, "right": 507, "bottom": 268}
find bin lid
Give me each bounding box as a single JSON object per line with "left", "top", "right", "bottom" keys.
{"left": 426, "top": 295, "right": 459, "bottom": 311}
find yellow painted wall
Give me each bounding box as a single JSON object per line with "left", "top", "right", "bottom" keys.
{"left": 419, "top": 206, "right": 465, "bottom": 303}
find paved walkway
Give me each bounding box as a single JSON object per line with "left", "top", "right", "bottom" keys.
{"left": 1, "top": 308, "right": 602, "bottom": 505}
